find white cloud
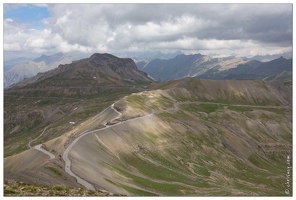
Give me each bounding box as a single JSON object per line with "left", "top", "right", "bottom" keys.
{"left": 132, "top": 15, "right": 203, "bottom": 41}
{"left": 4, "top": 43, "right": 21, "bottom": 51}
{"left": 5, "top": 18, "right": 14, "bottom": 23}
{"left": 32, "top": 3, "right": 48, "bottom": 8}
{"left": 3, "top": 3, "right": 292, "bottom": 59}
{"left": 57, "top": 41, "right": 93, "bottom": 53}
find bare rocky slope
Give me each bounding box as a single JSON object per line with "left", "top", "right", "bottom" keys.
{"left": 4, "top": 78, "right": 292, "bottom": 196}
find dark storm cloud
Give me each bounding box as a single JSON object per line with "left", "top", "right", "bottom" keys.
{"left": 99, "top": 3, "right": 292, "bottom": 46}
{"left": 177, "top": 4, "right": 292, "bottom": 45}
{"left": 242, "top": 13, "right": 292, "bottom": 45}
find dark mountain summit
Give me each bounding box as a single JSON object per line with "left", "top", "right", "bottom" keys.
{"left": 6, "top": 53, "right": 154, "bottom": 96}
{"left": 87, "top": 53, "right": 152, "bottom": 82}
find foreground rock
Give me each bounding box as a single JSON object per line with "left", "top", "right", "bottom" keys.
{"left": 4, "top": 179, "right": 121, "bottom": 196}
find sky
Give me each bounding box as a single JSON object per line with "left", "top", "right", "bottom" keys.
{"left": 2, "top": 2, "right": 293, "bottom": 60}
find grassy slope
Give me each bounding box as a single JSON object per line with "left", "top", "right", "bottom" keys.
{"left": 109, "top": 108, "right": 291, "bottom": 195}
{"left": 4, "top": 87, "right": 139, "bottom": 157}
{"left": 94, "top": 79, "right": 292, "bottom": 196}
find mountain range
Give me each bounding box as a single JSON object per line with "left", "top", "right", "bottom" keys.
{"left": 247, "top": 51, "right": 292, "bottom": 62}
{"left": 5, "top": 51, "right": 291, "bottom": 88}
{"left": 139, "top": 54, "right": 292, "bottom": 82}
{"left": 4, "top": 52, "right": 292, "bottom": 196}
{"left": 4, "top": 53, "right": 77, "bottom": 88}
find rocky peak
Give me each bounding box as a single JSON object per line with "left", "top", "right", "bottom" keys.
{"left": 88, "top": 53, "right": 139, "bottom": 73}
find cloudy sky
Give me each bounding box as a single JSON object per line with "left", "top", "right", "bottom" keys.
{"left": 3, "top": 3, "right": 293, "bottom": 60}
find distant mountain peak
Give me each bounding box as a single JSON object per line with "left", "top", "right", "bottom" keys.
{"left": 4, "top": 53, "right": 76, "bottom": 87}
{"left": 33, "top": 52, "right": 65, "bottom": 65}
{"left": 34, "top": 54, "right": 48, "bottom": 62}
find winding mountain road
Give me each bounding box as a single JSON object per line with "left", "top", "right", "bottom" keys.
{"left": 30, "top": 102, "right": 122, "bottom": 168}
{"left": 28, "top": 126, "right": 49, "bottom": 149}
{"left": 34, "top": 144, "right": 55, "bottom": 159}
{"left": 61, "top": 101, "right": 184, "bottom": 191}
{"left": 62, "top": 130, "right": 96, "bottom": 191}
{"left": 61, "top": 100, "right": 290, "bottom": 191}
{"left": 111, "top": 103, "right": 122, "bottom": 119}
{"left": 28, "top": 126, "right": 55, "bottom": 159}
{"left": 62, "top": 103, "right": 122, "bottom": 191}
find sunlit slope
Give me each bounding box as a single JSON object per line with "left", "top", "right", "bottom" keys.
{"left": 68, "top": 78, "right": 292, "bottom": 196}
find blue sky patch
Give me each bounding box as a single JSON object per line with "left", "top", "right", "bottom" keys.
{"left": 4, "top": 4, "right": 49, "bottom": 29}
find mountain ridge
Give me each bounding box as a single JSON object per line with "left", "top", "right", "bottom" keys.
{"left": 33, "top": 52, "right": 65, "bottom": 65}
{"left": 140, "top": 53, "right": 291, "bottom": 82}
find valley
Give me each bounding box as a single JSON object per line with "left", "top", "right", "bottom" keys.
{"left": 4, "top": 76, "right": 292, "bottom": 196}
{"left": 3, "top": 3, "right": 293, "bottom": 197}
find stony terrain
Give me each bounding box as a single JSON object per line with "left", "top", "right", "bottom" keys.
{"left": 4, "top": 179, "right": 119, "bottom": 196}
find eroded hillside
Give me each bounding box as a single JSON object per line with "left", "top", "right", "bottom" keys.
{"left": 4, "top": 78, "right": 292, "bottom": 196}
